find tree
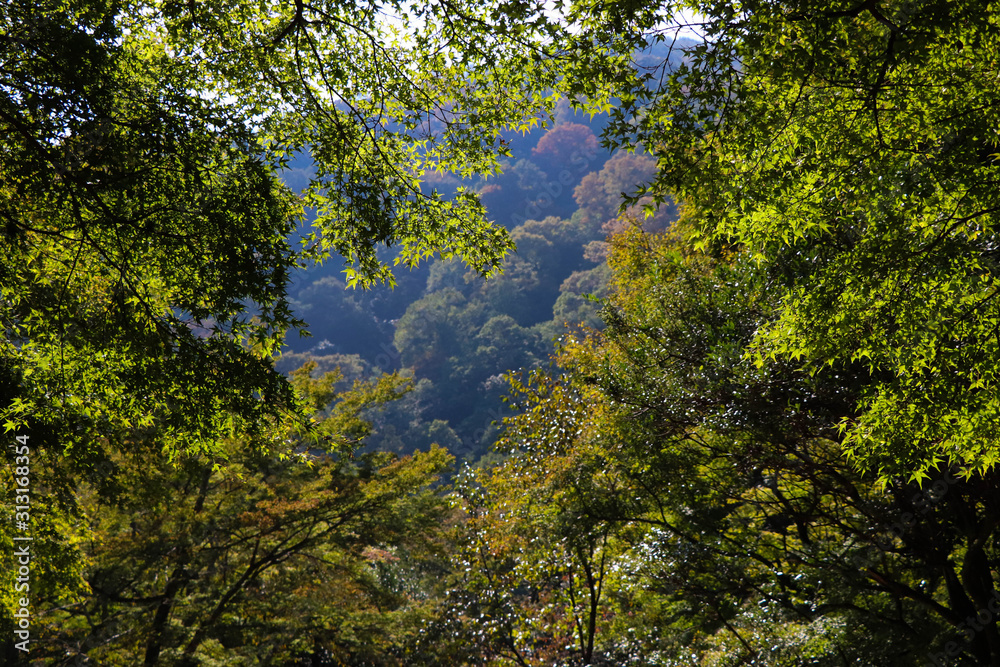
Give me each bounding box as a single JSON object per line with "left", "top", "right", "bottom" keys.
{"left": 572, "top": 151, "right": 672, "bottom": 234}
{"left": 589, "top": 226, "right": 974, "bottom": 663}
{"left": 555, "top": 0, "right": 1000, "bottom": 484}
{"left": 517, "top": 3, "right": 1000, "bottom": 659}
{"left": 0, "top": 0, "right": 559, "bottom": 465}
{"left": 531, "top": 122, "right": 601, "bottom": 178}
{"left": 450, "top": 370, "right": 631, "bottom": 667}
{"left": 2, "top": 3, "right": 567, "bottom": 650}
{"left": 18, "top": 364, "right": 455, "bottom": 666}
{"left": 480, "top": 223, "right": 1000, "bottom": 664}
{"left": 289, "top": 276, "right": 393, "bottom": 359}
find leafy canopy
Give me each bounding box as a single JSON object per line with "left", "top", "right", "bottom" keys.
{"left": 1, "top": 0, "right": 560, "bottom": 457}
{"left": 553, "top": 0, "right": 1000, "bottom": 483}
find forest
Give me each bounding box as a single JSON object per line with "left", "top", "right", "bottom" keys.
{"left": 3, "top": 0, "right": 1000, "bottom": 665}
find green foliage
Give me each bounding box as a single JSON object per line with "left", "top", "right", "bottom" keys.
{"left": 20, "top": 1, "right": 1000, "bottom": 663}
{"left": 459, "top": 225, "right": 1000, "bottom": 664}
{"left": 14, "top": 365, "right": 454, "bottom": 666}
{"left": 1, "top": 0, "right": 562, "bottom": 465}
{"left": 556, "top": 0, "right": 1000, "bottom": 483}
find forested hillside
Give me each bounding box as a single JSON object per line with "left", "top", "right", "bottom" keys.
{"left": 277, "top": 102, "right": 677, "bottom": 461}
{"left": 4, "top": 1, "right": 1000, "bottom": 665}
